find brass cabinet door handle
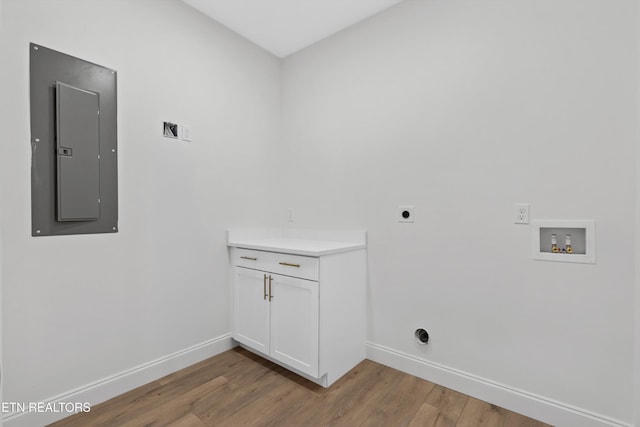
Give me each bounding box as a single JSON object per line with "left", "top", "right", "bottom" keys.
{"left": 279, "top": 262, "right": 300, "bottom": 268}
{"left": 241, "top": 256, "right": 257, "bottom": 261}
{"left": 268, "top": 275, "right": 273, "bottom": 301}
{"left": 263, "top": 274, "right": 268, "bottom": 300}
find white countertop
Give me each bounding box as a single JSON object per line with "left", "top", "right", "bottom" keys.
{"left": 227, "top": 237, "right": 366, "bottom": 256}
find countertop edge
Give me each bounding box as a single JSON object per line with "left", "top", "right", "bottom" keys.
{"left": 227, "top": 242, "right": 366, "bottom": 257}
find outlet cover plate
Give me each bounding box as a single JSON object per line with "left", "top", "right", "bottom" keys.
{"left": 514, "top": 203, "right": 530, "bottom": 224}
{"left": 181, "top": 124, "right": 192, "bottom": 141}
{"left": 399, "top": 206, "right": 414, "bottom": 223}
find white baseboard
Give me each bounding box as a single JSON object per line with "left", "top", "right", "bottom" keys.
{"left": 366, "top": 341, "right": 632, "bottom": 427}
{"left": 3, "top": 334, "right": 234, "bottom": 427}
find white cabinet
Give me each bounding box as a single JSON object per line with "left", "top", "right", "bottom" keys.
{"left": 234, "top": 266, "right": 319, "bottom": 377}
{"left": 229, "top": 232, "right": 366, "bottom": 388}
{"left": 269, "top": 273, "right": 319, "bottom": 376}
{"left": 234, "top": 268, "right": 270, "bottom": 354}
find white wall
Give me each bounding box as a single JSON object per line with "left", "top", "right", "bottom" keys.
{"left": 1, "top": 1, "right": 638, "bottom": 426}
{"left": 0, "top": 0, "right": 281, "bottom": 422}
{"left": 1, "top": 2, "right": 6, "bottom": 424}
{"left": 635, "top": 2, "right": 640, "bottom": 424}
{"left": 282, "top": 0, "right": 636, "bottom": 425}
{"left": 0, "top": 4, "right": 4, "bottom": 420}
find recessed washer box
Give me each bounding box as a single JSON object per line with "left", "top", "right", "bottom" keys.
{"left": 532, "top": 220, "right": 595, "bottom": 264}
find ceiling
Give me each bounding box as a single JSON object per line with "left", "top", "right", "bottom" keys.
{"left": 182, "top": 0, "right": 405, "bottom": 58}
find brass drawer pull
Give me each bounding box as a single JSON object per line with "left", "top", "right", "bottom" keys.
{"left": 240, "top": 256, "right": 257, "bottom": 261}
{"left": 263, "top": 274, "right": 268, "bottom": 300}
{"left": 279, "top": 262, "right": 300, "bottom": 268}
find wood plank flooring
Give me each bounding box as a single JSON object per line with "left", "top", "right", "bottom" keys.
{"left": 49, "top": 347, "right": 552, "bottom": 427}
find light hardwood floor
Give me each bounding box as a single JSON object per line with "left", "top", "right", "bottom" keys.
{"left": 49, "top": 347, "right": 552, "bottom": 427}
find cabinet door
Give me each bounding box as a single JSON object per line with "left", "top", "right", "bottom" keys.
{"left": 269, "top": 274, "right": 319, "bottom": 377}
{"left": 233, "top": 267, "right": 270, "bottom": 355}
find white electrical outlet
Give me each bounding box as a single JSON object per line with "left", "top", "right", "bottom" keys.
{"left": 514, "top": 203, "right": 530, "bottom": 224}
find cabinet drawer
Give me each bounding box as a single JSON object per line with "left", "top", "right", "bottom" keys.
{"left": 234, "top": 248, "right": 318, "bottom": 281}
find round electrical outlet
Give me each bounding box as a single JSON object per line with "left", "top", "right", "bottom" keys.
{"left": 398, "top": 206, "right": 414, "bottom": 223}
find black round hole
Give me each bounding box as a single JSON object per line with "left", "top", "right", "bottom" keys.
{"left": 402, "top": 210, "right": 411, "bottom": 219}
{"left": 415, "top": 328, "right": 429, "bottom": 344}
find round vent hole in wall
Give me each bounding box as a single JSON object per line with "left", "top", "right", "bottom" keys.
{"left": 415, "top": 328, "right": 429, "bottom": 344}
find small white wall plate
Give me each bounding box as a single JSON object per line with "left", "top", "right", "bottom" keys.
{"left": 398, "top": 206, "right": 414, "bottom": 223}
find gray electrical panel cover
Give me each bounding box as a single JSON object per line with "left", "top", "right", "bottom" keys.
{"left": 30, "top": 43, "right": 118, "bottom": 236}
{"left": 56, "top": 82, "right": 100, "bottom": 221}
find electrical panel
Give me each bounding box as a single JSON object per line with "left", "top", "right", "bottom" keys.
{"left": 30, "top": 43, "right": 118, "bottom": 236}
